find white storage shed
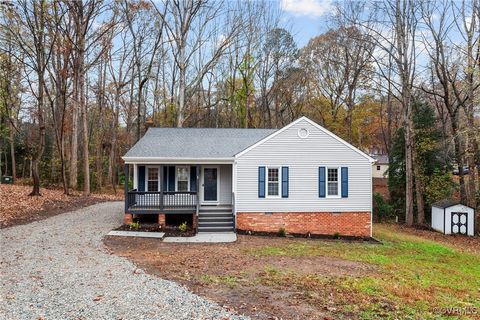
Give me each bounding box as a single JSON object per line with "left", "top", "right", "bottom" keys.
{"left": 431, "top": 201, "right": 475, "bottom": 236}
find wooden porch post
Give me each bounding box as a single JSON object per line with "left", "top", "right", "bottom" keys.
{"left": 196, "top": 164, "right": 200, "bottom": 215}
{"left": 124, "top": 163, "right": 129, "bottom": 212}
{"left": 159, "top": 164, "right": 164, "bottom": 211}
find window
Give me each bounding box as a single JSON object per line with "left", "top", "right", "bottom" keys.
{"left": 327, "top": 167, "right": 339, "bottom": 196}
{"left": 267, "top": 167, "right": 280, "bottom": 197}
{"left": 176, "top": 166, "right": 189, "bottom": 192}
{"left": 377, "top": 165, "right": 381, "bottom": 171}
{"left": 147, "top": 167, "right": 159, "bottom": 191}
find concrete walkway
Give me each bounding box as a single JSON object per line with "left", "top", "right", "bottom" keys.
{"left": 163, "top": 233, "right": 237, "bottom": 243}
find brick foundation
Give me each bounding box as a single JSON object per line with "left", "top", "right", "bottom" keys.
{"left": 192, "top": 214, "right": 198, "bottom": 231}
{"left": 124, "top": 213, "right": 133, "bottom": 224}
{"left": 158, "top": 213, "right": 166, "bottom": 227}
{"left": 236, "top": 212, "right": 371, "bottom": 237}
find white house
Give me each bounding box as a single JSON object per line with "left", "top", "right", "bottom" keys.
{"left": 122, "top": 117, "right": 375, "bottom": 237}
{"left": 371, "top": 154, "right": 389, "bottom": 178}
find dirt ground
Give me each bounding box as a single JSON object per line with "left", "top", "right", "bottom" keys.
{"left": 0, "top": 184, "right": 122, "bottom": 228}
{"left": 104, "top": 235, "right": 376, "bottom": 320}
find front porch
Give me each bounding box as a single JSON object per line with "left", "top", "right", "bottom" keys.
{"left": 126, "top": 190, "right": 197, "bottom": 214}
{"left": 123, "top": 163, "right": 235, "bottom": 232}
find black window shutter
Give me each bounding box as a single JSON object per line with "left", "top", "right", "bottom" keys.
{"left": 138, "top": 166, "right": 145, "bottom": 192}
{"left": 168, "top": 166, "right": 175, "bottom": 191}
{"left": 190, "top": 166, "right": 197, "bottom": 192}
{"left": 258, "top": 166, "right": 265, "bottom": 198}
{"left": 318, "top": 166, "right": 326, "bottom": 198}
{"left": 162, "top": 166, "right": 168, "bottom": 191}
{"left": 341, "top": 167, "right": 348, "bottom": 198}
{"left": 281, "top": 166, "right": 289, "bottom": 198}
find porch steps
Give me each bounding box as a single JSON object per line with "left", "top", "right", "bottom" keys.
{"left": 198, "top": 206, "right": 234, "bottom": 233}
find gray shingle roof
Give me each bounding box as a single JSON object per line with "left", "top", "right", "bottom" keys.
{"left": 123, "top": 127, "right": 277, "bottom": 159}
{"left": 371, "top": 154, "right": 389, "bottom": 164}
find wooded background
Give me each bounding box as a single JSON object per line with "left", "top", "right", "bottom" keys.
{"left": 0, "top": 0, "right": 479, "bottom": 227}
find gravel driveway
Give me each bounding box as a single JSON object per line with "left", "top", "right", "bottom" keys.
{"left": 0, "top": 202, "right": 246, "bottom": 320}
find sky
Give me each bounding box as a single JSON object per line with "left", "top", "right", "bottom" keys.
{"left": 276, "top": 0, "right": 334, "bottom": 47}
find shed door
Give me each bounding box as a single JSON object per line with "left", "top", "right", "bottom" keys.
{"left": 451, "top": 212, "right": 468, "bottom": 235}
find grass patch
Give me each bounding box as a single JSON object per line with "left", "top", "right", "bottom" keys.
{"left": 200, "top": 274, "right": 239, "bottom": 288}
{"left": 248, "top": 225, "right": 480, "bottom": 319}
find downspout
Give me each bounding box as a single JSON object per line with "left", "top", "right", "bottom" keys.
{"left": 232, "top": 161, "right": 237, "bottom": 230}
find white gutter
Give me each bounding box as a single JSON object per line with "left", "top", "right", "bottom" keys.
{"left": 122, "top": 157, "right": 235, "bottom": 164}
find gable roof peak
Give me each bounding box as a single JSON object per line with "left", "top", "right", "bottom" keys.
{"left": 235, "top": 116, "right": 375, "bottom": 162}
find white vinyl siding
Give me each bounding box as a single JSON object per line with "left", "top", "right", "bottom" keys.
{"left": 235, "top": 119, "right": 372, "bottom": 212}
{"left": 219, "top": 164, "right": 232, "bottom": 205}
{"left": 431, "top": 206, "right": 444, "bottom": 233}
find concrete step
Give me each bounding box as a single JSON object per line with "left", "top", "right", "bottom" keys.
{"left": 198, "top": 216, "right": 233, "bottom": 223}
{"left": 199, "top": 213, "right": 233, "bottom": 218}
{"left": 198, "top": 222, "right": 234, "bottom": 228}
{"left": 199, "top": 206, "right": 232, "bottom": 213}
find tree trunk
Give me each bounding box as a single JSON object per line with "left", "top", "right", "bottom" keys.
{"left": 404, "top": 108, "right": 415, "bottom": 226}
{"left": 29, "top": 0, "right": 47, "bottom": 197}
{"left": 70, "top": 74, "right": 79, "bottom": 189}
{"left": 80, "top": 66, "right": 90, "bottom": 195}
{"left": 451, "top": 115, "right": 467, "bottom": 204}
{"left": 9, "top": 116, "right": 16, "bottom": 182}
{"left": 413, "top": 145, "right": 425, "bottom": 225}
{"left": 177, "top": 45, "right": 186, "bottom": 128}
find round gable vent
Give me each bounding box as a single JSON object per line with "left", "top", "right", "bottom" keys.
{"left": 298, "top": 128, "right": 309, "bottom": 138}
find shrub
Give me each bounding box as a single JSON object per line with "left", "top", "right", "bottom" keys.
{"left": 425, "top": 169, "right": 455, "bottom": 206}
{"left": 277, "top": 227, "right": 286, "bottom": 237}
{"left": 128, "top": 221, "right": 140, "bottom": 230}
{"left": 333, "top": 232, "right": 340, "bottom": 239}
{"left": 179, "top": 221, "right": 188, "bottom": 232}
{"left": 373, "top": 192, "right": 394, "bottom": 222}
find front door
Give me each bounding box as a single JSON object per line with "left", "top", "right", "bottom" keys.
{"left": 203, "top": 167, "right": 218, "bottom": 203}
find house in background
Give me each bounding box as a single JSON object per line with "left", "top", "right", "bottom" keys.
{"left": 122, "top": 117, "right": 375, "bottom": 237}
{"left": 370, "top": 154, "right": 389, "bottom": 199}
{"left": 371, "top": 154, "right": 389, "bottom": 179}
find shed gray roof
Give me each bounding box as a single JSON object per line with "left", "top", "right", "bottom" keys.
{"left": 432, "top": 200, "right": 461, "bottom": 208}
{"left": 123, "top": 127, "right": 277, "bottom": 159}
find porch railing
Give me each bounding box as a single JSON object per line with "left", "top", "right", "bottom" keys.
{"left": 126, "top": 189, "right": 197, "bottom": 213}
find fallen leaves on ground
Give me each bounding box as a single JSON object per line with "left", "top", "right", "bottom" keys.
{"left": 0, "top": 184, "right": 123, "bottom": 228}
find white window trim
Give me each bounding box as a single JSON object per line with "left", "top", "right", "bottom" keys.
{"left": 146, "top": 166, "right": 160, "bottom": 192}
{"left": 326, "top": 166, "right": 341, "bottom": 199}
{"left": 175, "top": 166, "right": 190, "bottom": 192}
{"left": 266, "top": 166, "right": 282, "bottom": 198}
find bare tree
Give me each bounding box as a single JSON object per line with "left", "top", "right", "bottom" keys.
{"left": 162, "top": 0, "right": 242, "bottom": 127}
{"left": 341, "top": 0, "right": 421, "bottom": 225}
{"left": 420, "top": 1, "right": 479, "bottom": 207}
{"left": 1, "top": 0, "right": 57, "bottom": 195}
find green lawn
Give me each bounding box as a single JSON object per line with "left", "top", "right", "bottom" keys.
{"left": 248, "top": 225, "right": 480, "bottom": 319}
